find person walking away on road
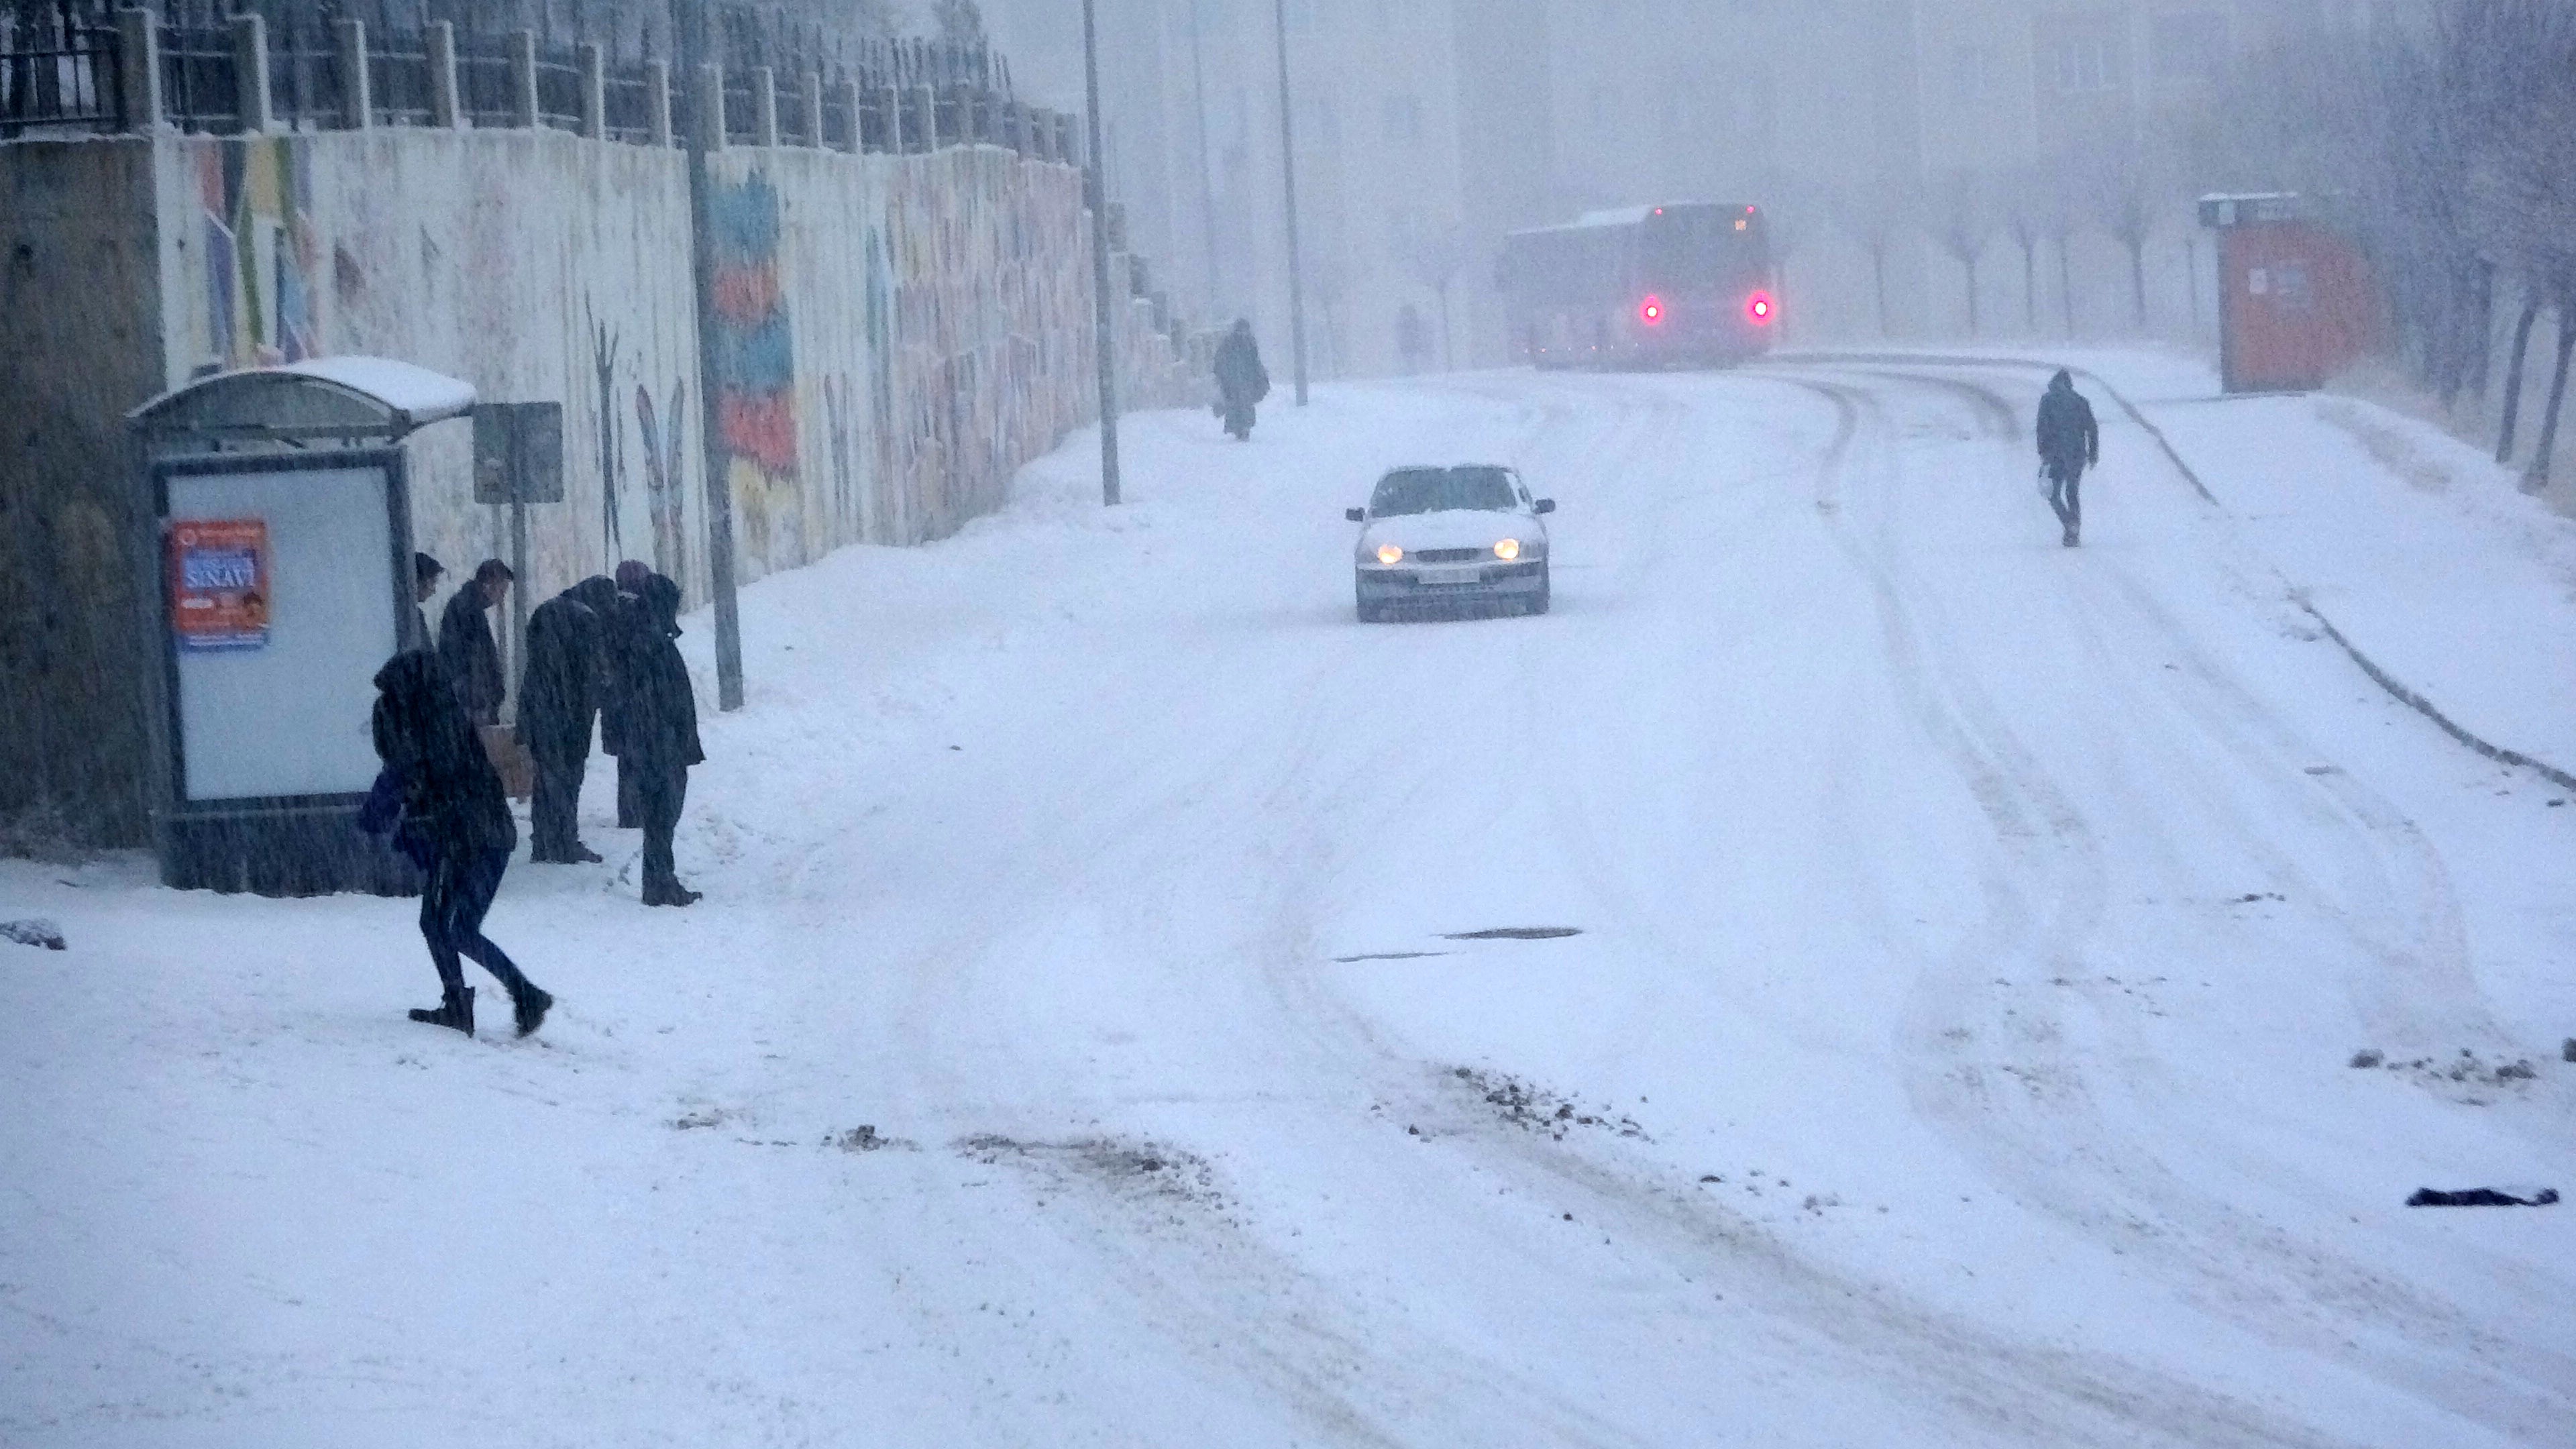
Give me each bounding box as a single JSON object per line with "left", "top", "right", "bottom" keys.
{"left": 411, "top": 552, "right": 444, "bottom": 649}
{"left": 612, "top": 574, "right": 704, "bottom": 907}
{"left": 437, "top": 558, "right": 514, "bottom": 724}
{"left": 1214, "top": 319, "right": 1271, "bottom": 441}
{"left": 519, "top": 576, "right": 621, "bottom": 864}
{"left": 606, "top": 560, "right": 653, "bottom": 828}
{"left": 2036, "top": 368, "right": 2100, "bottom": 548}
{"left": 370, "top": 651, "right": 553, "bottom": 1037}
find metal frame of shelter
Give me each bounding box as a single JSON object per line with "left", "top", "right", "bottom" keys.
{"left": 127, "top": 358, "right": 474, "bottom": 897}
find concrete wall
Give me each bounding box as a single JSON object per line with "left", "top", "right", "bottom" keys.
{"left": 1, "top": 125, "right": 1193, "bottom": 851}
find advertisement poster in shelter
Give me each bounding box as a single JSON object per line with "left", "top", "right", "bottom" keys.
{"left": 169, "top": 519, "right": 272, "bottom": 652}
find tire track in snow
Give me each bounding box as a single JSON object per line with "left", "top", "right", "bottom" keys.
{"left": 1789, "top": 365, "right": 2576, "bottom": 1439}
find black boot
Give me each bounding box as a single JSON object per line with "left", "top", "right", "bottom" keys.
{"left": 643, "top": 876, "right": 703, "bottom": 908}
{"left": 409, "top": 986, "right": 474, "bottom": 1036}
{"left": 512, "top": 983, "right": 554, "bottom": 1038}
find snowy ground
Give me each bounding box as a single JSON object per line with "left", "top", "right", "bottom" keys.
{"left": 5, "top": 355, "right": 2573, "bottom": 1447}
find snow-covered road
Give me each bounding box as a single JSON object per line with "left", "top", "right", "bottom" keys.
{"left": 6, "top": 360, "right": 2573, "bottom": 1447}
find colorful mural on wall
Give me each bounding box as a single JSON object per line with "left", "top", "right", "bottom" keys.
{"left": 192, "top": 138, "right": 321, "bottom": 372}
{"left": 708, "top": 172, "right": 800, "bottom": 570}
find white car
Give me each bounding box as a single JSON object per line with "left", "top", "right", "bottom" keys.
{"left": 1346, "top": 465, "right": 1555, "bottom": 622}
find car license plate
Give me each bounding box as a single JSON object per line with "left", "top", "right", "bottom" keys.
{"left": 1417, "top": 566, "right": 1481, "bottom": 586}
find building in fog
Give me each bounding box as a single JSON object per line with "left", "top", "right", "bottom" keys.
{"left": 975, "top": 0, "right": 2428, "bottom": 372}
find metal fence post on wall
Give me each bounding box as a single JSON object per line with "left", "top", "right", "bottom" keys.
{"left": 831, "top": 77, "right": 859, "bottom": 154}
{"left": 231, "top": 12, "right": 273, "bottom": 134}
{"left": 427, "top": 21, "right": 462, "bottom": 130}
{"left": 578, "top": 43, "right": 606, "bottom": 140}
{"left": 753, "top": 66, "right": 777, "bottom": 148}
{"left": 913, "top": 83, "right": 936, "bottom": 152}
{"left": 116, "top": 8, "right": 162, "bottom": 133}
{"left": 333, "top": 18, "right": 371, "bottom": 131}
{"left": 510, "top": 30, "right": 539, "bottom": 130}
{"left": 645, "top": 60, "right": 672, "bottom": 146}
{"left": 799, "top": 71, "right": 823, "bottom": 150}
{"left": 881, "top": 83, "right": 904, "bottom": 153}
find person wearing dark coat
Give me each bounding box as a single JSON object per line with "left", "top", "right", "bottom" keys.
{"left": 518, "top": 575, "right": 621, "bottom": 863}
{"left": 411, "top": 552, "right": 445, "bottom": 651}
{"left": 2035, "top": 369, "right": 2101, "bottom": 548}
{"left": 1213, "top": 319, "right": 1271, "bottom": 441}
{"left": 606, "top": 560, "right": 654, "bottom": 828}
{"left": 611, "top": 574, "right": 704, "bottom": 906}
{"left": 437, "top": 558, "right": 515, "bottom": 724}
{"left": 370, "top": 650, "right": 553, "bottom": 1037}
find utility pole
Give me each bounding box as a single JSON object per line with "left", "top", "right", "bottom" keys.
{"left": 680, "top": 0, "right": 746, "bottom": 709}
{"left": 1187, "top": 0, "right": 1222, "bottom": 319}
{"left": 1083, "top": 0, "right": 1122, "bottom": 506}
{"left": 1270, "top": 0, "right": 1310, "bottom": 406}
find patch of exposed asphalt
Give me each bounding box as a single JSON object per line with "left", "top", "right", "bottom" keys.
{"left": 826, "top": 1125, "right": 919, "bottom": 1152}
{"left": 1448, "top": 1066, "right": 1650, "bottom": 1142}
{"left": 2348, "top": 1046, "right": 2546, "bottom": 1102}
{"left": 955, "top": 1134, "right": 1232, "bottom": 1214}
{"left": 1332, "top": 951, "right": 1454, "bottom": 964}
{"left": 1444, "top": 926, "right": 1585, "bottom": 941}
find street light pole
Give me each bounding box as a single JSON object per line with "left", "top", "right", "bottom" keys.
{"left": 680, "top": 0, "right": 745, "bottom": 710}
{"left": 1081, "top": 0, "right": 1122, "bottom": 506}
{"left": 1187, "top": 0, "right": 1222, "bottom": 318}
{"left": 1270, "top": 0, "right": 1310, "bottom": 406}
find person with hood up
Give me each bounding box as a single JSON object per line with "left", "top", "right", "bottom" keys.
{"left": 610, "top": 574, "right": 704, "bottom": 907}
{"left": 368, "top": 651, "right": 553, "bottom": 1037}
{"left": 437, "top": 557, "right": 513, "bottom": 724}
{"left": 518, "top": 575, "right": 622, "bottom": 863}
{"left": 411, "top": 552, "right": 445, "bottom": 649}
{"left": 2035, "top": 369, "right": 2100, "bottom": 548}
{"left": 606, "top": 559, "right": 655, "bottom": 829}
{"left": 1212, "top": 319, "right": 1271, "bottom": 441}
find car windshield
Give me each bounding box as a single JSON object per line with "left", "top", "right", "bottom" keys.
{"left": 1370, "top": 466, "right": 1519, "bottom": 517}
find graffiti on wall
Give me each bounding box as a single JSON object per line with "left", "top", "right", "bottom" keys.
{"left": 708, "top": 171, "right": 800, "bottom": 570}
{"left": 588, "top": 300, "right": 626, "bottom": 566}
{"left": 193, "top": 139, "right": 321, "bottom": 372}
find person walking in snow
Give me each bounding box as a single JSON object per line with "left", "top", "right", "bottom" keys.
{"left": 1213, "top": 319, "right": 1271, "bottom": 441}
{"left": 437, "top": 558, "right": 514, "bottom": 725}
{"left": 518, "top": 576, "right": 621, "bottom": 864}
{"left": 609, "top": 574, "right": 704, "bottom": 907}
{"left": 2036, "top": 369, "right": 2100, "bottom": 548}
{"left": 370, "top": 651, "right": 553, "bottom": 1038}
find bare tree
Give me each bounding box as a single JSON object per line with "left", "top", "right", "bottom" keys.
{"left": 1840, "top": 175, "right": 1921, "bottom": 340}
{"left": 2453, "top": 0, "right": 2576, "bottom": 481}
{"left": 1999, "top": 165, "right": 2058, "bottom": 335}
{"left": 1398, "top": 219, "right": 1470, "bottom": 370}
{"left": 1929, "top": 169, "right": 1995, "bottom": 337}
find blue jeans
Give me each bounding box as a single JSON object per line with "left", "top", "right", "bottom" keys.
{"left": 421, "top": 847, "right": 532, "bottom": 1000}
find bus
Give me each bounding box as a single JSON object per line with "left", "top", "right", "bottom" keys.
{"left": 1502, "top": 203, "right": 1776, "bottom": 370}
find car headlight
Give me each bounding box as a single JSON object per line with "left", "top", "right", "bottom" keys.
{"left": 1376, "top": 543, "right": 1404, "bottom": 566}
{"left": 1493, "top": 539, "right": 1521, "bottom": 561}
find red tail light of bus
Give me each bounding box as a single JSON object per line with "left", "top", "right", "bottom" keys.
{"left": 1639, "top": 295, "right": 1665, "bottom": 326}
{"left": 1746, "top": 291, "right": 1776, "bottom": 325}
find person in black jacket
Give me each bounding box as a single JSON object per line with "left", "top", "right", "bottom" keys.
{"left": 2035, "top": 369, "right": 2101, "bottom": 548}
{"left": 411, "top": 552, "right": 445, "bottom": 650}
{"left": 606, "top": 559, "right": 653, "bottom": 828}
{"left": 1213, "top": 319, "right": 1271, "bottom": 441}
{"left": 371, "top": 651, "right": 553, "bottom": 1036}
{"left": 611, "top": 574, "right": 704, "bottom": 907}
{"left": 437, "top": 558, "right": 514, "bottom": 724}
{"left": 518, "top": 575, "right": 621, "bottom": 863}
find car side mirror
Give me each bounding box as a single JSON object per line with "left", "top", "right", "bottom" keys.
{"left": 1346, "top": 508, "right": 1366, "bottom": 523}
{"left": 1534, "top": 498, "right": 1556, "bottom": 515}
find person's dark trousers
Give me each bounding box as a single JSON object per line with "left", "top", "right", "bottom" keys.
{"left": 638, "top": 765, "right": 688, "bottom": 891}
{"left": 530, "top": 752, "right": 588, "bottom": 861}
{"left": 420, "top": 847, "right": 536, "bottom": 1002}
{"left": 2047, "top": 460, "right": 2085, "bottom": 536}
{"left": 616, "top": 755, "right": 641, "bottom": 829}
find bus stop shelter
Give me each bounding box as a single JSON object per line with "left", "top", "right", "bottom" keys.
{"left": 128, "top": 358, "right": 474, "bottom": 896}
